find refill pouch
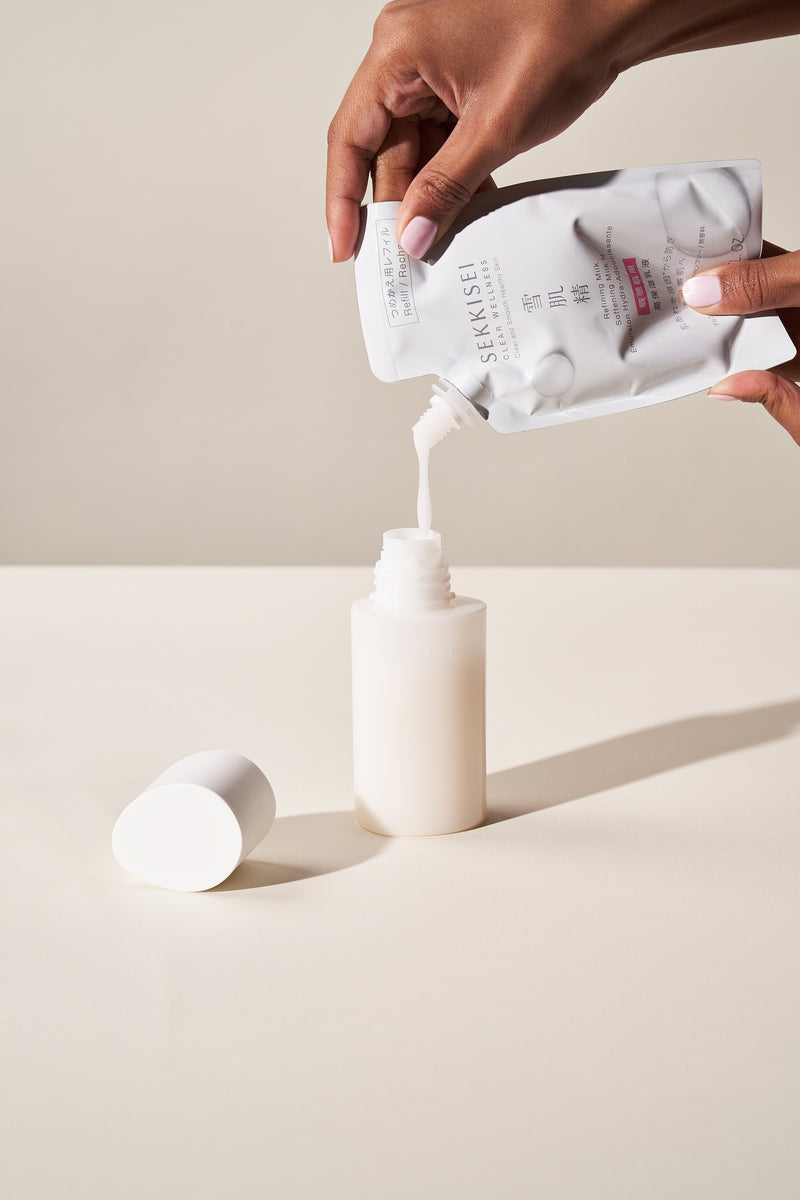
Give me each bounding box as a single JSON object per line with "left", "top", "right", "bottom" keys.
{"left": 354, "top": 160, "right": 794, "bottom": 431}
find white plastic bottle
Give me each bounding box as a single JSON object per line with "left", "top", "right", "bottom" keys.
{"left": 352, "top": 527, "right": 486, "bottom": 837}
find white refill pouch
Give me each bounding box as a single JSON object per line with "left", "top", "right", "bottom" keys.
{"left": 355, "top": 160, "right": 795, "bottom": 431}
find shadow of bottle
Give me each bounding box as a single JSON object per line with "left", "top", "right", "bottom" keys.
{"left": 216, "top": 697, "right": 800, "bottom": 886}
{"left": 485, "top": 697, "right": 800, "bottom": 824}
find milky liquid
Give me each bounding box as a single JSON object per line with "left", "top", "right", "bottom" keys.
{"left": 416, "top": 440, "right": 432, "bottom": 533}
{"left": 413, "top": 391, "right": 469, "bottom": 533}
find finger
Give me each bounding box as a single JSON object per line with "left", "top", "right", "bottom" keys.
{"left": 372, "top": 117, "right": 422, "bottom": 203}
{"left": 745, "top": 242, "right": 800, "bottom": 378}
{"left": 374, "top": 115, "right": 486, "bottom": 209}
{"left": 396, "top": 109, "right": 508, "bottom": 258}
{"left": 708, "top": 369, "right": 800, "bottom": 446}
{"left": 417, "top": 116, "right": 451, "bottom": 165}
{"left": 375, "top": 113, "right": 497, "bottom": 212}
{"left": 682, "top": 249, "right": 800, "bottom": 315}
{"left": 416, "top": 119, "right": 497, "bottom": 194}
{"left": 326, "top": 63, "right": 393, "bottom": 262}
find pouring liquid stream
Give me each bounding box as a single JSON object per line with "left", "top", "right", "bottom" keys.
{"left": 413, "top": 384, "right": 479, "bottom": 535}
{"left": 416, "top": 441, "right": 432, "bottom": 533}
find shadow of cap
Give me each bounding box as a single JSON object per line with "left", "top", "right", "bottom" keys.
{"left": 212, "top": 810, "right": 384, "bottom": 891}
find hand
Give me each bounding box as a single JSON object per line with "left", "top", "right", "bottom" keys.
{"left": 326, "top": 0, "right": 629, "bottom": 262}
{"left": 326, "top": 0, "right": 800, "bottom": 264}
{"left": 682, "top": 244, "right": 800, "bottom": 446}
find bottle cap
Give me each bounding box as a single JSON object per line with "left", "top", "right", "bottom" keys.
{"left": 112, "top": 750, "right": 276, "bottom": 891}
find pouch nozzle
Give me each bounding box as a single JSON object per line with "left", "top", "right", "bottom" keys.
{"left": 412, "top": 380, "right": 483, "bottom": 456}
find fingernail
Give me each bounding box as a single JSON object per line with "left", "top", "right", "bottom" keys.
{"left": 400, "top": 216, "right": 438, "bottom": 259}
{"left": 327, "top": 233, "right": 334, "bottom": 263}
{"left": 682, "top": 274, "right": 723, "bottom": 308}
{"left": 708, "top": 392, "right": 741, "bottom": 402}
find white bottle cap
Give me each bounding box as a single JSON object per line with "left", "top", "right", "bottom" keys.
{"left": 112, "top": 750, "right": 276, "bottom": 891}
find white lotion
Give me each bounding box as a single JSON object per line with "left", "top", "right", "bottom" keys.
{"left": 352, "top": 528, "right": 486, "bottom": 837}
{"left": 413, "top": 381, "right": 482, "bottom": 532}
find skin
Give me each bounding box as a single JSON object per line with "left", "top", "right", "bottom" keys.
{"left": 681, "top": 244, "right": 800, "bottom": 446}
{"left": 326, "top": 0, "right": 800, "bottom": 441}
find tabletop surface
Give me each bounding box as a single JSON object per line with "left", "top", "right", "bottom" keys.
{"left": 2, "top": 566, "right": 799, "bottom": 1200}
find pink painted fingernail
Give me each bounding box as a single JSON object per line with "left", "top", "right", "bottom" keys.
{"left": 327, "top": 233, "right": 334, "bottom": 263}
{"left": 682, "top": 274, "right": 723, "bottom": 308}
{"left": 708, "top": 392, "right": 741, "bottom": 402}
{"left": 400, "top": 216, "right": 438, "bottom": 259}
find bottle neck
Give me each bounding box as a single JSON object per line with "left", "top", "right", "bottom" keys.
{"left": 372, "top": 529, "right": 453, "bottom": 613}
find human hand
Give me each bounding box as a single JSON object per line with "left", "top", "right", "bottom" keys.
{"left": 326, "top": 1, "right": 800, "bottom": 265}
{"left": 682, "top": 244, "right": 800, "bottom": 446}
{"left": 326, "top": 0, "right": 629, "bottom": 262}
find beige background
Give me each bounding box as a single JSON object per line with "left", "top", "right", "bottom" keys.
{"left": 2, "top": 1, "right": 799, "bottom": 565}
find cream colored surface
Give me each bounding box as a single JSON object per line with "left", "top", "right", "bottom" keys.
{"left": 2, "top": 565, "right": 799, "bottom": 1197}
{"left": 1, "top": 4, "right": 799, "bottom": 564}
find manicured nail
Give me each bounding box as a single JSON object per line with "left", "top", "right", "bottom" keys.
{"left": 708, "top": 392, "right": 741, "bottom": 402}
{"left": 682, "top": 274, "right": 723, "bottom": 308}
{"left": 400, "top": 216, "right": 438, "bottom": 259}
{"left": 327, "top": 233, "right": 334, "bottom": 263}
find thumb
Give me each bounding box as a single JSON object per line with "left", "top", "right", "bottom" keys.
{"left": 682, "top": 249, "right": 800, "bottom": 315}
{"left": 709, "top": 369, "right": 800, "bottom": 446}
{"left": 396, "top": 114, "right": 502, "bottom": 259}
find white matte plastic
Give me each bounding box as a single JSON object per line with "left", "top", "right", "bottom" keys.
{"left": 112, "top": 750, "right": 276, "bottom": 891}
{"left": 353, "top": 530, "right": 486, "bottom": 836}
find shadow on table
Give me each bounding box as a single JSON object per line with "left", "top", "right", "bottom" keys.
{"left": 215, "top": 698, "right": 800, "bottom": 884}
{"left": 486, "top": 697, "right": 800, "bottom": 825}
{"left": 213, "top": 810, "right": 383, "bottom": 891}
